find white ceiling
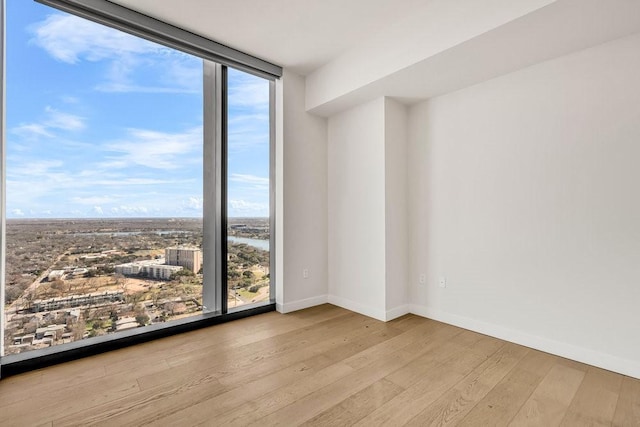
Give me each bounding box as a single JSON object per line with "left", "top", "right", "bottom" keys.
{"left": 110, "top": 0, "right": 428, "bottom": 75}
{"left": 305, "top": 0, "right": 640, "bottom": 115}
{"left": 109, "top": 0, "right": 640, "bottom": 116}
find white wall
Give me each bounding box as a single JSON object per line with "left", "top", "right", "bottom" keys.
{"left": 328, "top": 98, "right": 387, "bottom": 319}
{"left": 279, "top": 69, "right": 329, "bottom": 312}
{"left": 384, "top": 99, "right": 409, "bottom": 317}
{"left": 408, "top": 32, "right": 640, "bottom": 378}
{"left": 305, "top": 0, "right": 556, "bottom": 113}
{"left": 281, "top": 15, "right": 640, "bottom": 380}
{"left": 327, "top": 97, "right": 411, "bottom": 321}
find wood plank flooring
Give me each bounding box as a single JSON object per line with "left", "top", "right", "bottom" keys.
{"left": 0, "top": 304, "right": 638, "bottom": 426}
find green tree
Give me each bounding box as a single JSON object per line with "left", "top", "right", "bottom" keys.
{"left": 135, "top": 313, "right": 150, "bottom": 327}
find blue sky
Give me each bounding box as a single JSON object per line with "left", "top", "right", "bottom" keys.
{"left": 5, "top": 1, "right": 270, "bottom": 218}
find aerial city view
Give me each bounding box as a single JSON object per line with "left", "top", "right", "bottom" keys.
{"left": 4, "top": 217, "right": 270, "bottom": 355}
{"left": 3, "top": 1, "right": 271, "bottom": 355}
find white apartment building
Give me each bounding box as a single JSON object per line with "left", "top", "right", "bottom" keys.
{"left": 165, "top": 247, "right": 202, "bottom": 273}
{"left": 115, "top": 258, "right": 163, "bottom": 276}
{"left": 143, "top": 264, "right": 183, "bottom": 280}
{"left": 115, "top": 257, "right": 183, "bottom": 280}
{"left": 114, "top": 263, "right": 141, "bottom": 276}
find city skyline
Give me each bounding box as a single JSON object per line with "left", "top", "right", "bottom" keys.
{"left": 5, "top": 1, "right": 270, "bottom": 219}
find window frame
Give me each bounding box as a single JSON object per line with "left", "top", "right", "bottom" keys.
{"left": 0, "top": 0, "right": 6, "bottom": 370}
{"left": 35, "top": 0, "right": 282, "bottom": 79}
{"left": 0, "top": 0, "right": 278, "bottom": 377}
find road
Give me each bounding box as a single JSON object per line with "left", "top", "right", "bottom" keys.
{"left": 5, "top": 250, "right": 68, "bottom": 315}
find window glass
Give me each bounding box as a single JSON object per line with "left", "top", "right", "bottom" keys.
{"left": 226, "top": 68, "right": 271, "bottom": 309}
{"left": 4, "top": 1, "right": 204, "bottom": 355}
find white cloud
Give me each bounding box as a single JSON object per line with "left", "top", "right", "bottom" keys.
{"left": 43, "top": 106, "right": 85, "bottom": 131}
{"left": 11, "top": 208, "right": 25, "bottom": 217}
{"left": 187, "top": 197, "right": 203, "bottom": 210}
{"left": 227, "top": 113, "right": 270, "bottom": 152}
{"left": 10, "top": 160, "right": 64, "bottom": 177}
{"left": 11, "top": 107, "right": 85, "bottom": 140}
{"left": 93, "top": 178, "right": 184, "bottom": 186}
{"left": 31, "top": 14, "right": 164, "bottom": 64}
{"left": 95, "top": 83, "right": 199, "bottom": 94}
{"left": 31, "top": 13, "right": 201, "bottom": 94}
{"left": 12, "top": 123, "right": 54, "bottom": 139}
{"left": 61, "top": 95, "right": 80, "bottom": 104}
{"left": 228, "top": 70, "right": 270, "bottom": 108}
{"left": 8, "top": 123, "right": 203, "bottom": 217}
{"left": 72, "top": 196, "right": 115, "bottom": 205}
{"left": 229, "top": 199, "right": 268, "bottom": 216}
{"left": 225, "top": 71, "right": 270, "bottom": 153}
{"left": 230, "top": 173, "right": 269, "bottom": 190}
{"left": 230, "top": 174, "right": 269, "bottom": 185}
{"left": 104, "top": 127, "right": 202, "bottom": 170}
{"left": 110, "top": 206, "right": 149, "bottom": 215}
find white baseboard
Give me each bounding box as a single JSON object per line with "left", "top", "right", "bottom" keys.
{"left": 410, "top": 304, "right": 640, "bottom": 380}
{"left": 276, "top": 296, "right": 639, "bottom": 378}
{"left": 276, "top": 294, "right": 328, "bottom": 314}
{"left": 385, "top": 304, "right": 411, "bottom": 321}
{"left": 275, "top": 294, "right": 408, "bottom": 321}
{"left": 327, "top": 295, "right": 387, "bottom": 321}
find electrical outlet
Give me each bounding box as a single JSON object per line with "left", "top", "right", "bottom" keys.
{"left": 302, "top": 268, "right": 309, "bottom": 279}
{"left": 419, "top": 273, "right": 426, "bottom": 285}
{"left": 439, "top": 277, "right": 447, "bottom": 288}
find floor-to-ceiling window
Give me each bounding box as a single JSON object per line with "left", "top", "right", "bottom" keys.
{"left": 0, "top": 0, "right": 278, "bottom": 368}
{"left": 226, "top": 68, "right": 272, "bottom": 309}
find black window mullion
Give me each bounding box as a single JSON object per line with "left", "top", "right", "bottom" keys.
{"left": 221, "top": 66, "right": 228, "bottom": 314}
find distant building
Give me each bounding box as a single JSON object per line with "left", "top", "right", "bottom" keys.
{"left": 142, "top": 264, "right": 183, "bottom": 280}
{"left": 71, "top": 268, "right": 89, "bottom": 277}
{"left": 115, "top": 258, "right": 165, "bottom": 276}
{"left": 115, "top": 263, "right": 142, "bottom": 276}
{"left": 166, "top": 247, "right": 202, "bottom": 273}
{"left": 48, "top": 270, "right": 65, "bottom": 281}
{"left": 35, "top": 325, "right": 65, "bottom": 340}
{"left": 115, "top": 317, "right": 139, "bottom": 331}
{"left": 13, "top": 334, "right": 35, "bottom": 345}
{"left": 31, "top": 290, "right": 124, "bottom": 312}
{"left": 115, "top": 257, "right": 183, "bottom": 280}
{"left": 79, "top": 254, "right": 107, "bottom": 260}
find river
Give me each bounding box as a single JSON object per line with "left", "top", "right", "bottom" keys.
{"left": 228, "top": 236, "right": 270, "bottom": 251}
{"left": 73, "top": 230, "right": 270, "bottom": 251}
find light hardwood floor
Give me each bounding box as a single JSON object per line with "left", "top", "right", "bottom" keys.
{"left": 0, "top": 304, "right": 638, "bottom": 426}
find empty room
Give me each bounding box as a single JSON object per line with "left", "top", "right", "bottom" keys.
{"left": 0, "top": 0, "right": 639, "bottom": 425}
